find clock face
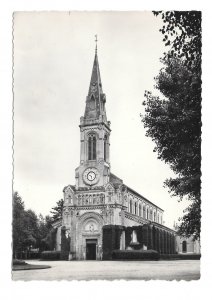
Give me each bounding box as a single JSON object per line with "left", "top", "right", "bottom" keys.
{"left": 83, "top": 168, "right": 100, "bottom": 185}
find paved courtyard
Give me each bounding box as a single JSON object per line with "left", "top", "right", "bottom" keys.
{"left": 12, "top": 259, "right": 200, "bottom": 281}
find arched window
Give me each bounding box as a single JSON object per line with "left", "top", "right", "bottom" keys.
{"left": 143, "top": 206, "right": 146, "bottom": 218}
{"left": 150, "top": 209, "right": 152, "bottom": 220}
{"left": 182, "top": 241, "right": 187, "bottom": 253}
{"left": 134, "top": 202, "right": 137, "bottom": 215}
{"left": 88, "top": 133, "right": 96, "bottom": 160}
{"left": 139, "top": 204, "right": 141, "bottom": 216}
{"left": 154, "top": 212, "right": 156, "bottom": 222}
{"left": 104, "top": 135, "right": 107, "bottom": 161}
{"left": 157, "top": 213, "right": 160, "bottom": 223}
{"left": 130, "top": 200, "right": 132, "bottom": 213}
{"left": 147, "top": 208, "right": 149, "bottom": 219}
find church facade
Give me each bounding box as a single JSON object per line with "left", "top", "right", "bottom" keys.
{"left": 53, "top": 48, "right": 177, "bottom": 260}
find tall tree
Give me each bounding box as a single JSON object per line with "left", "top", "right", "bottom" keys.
{"left": 50, "top": 199, "right": 64, "bottom": 222}
{"left": 153, "top": 11, "right": 201, "bottom": 66}
{"left": 37, "top": 214, "right": 54, "bottom": 251}
{"left": 13, "top": 192, "right": 26, "bottom": 256}
{"left": 13, "top": 192, "right": 39, "bottom": 256}
{"left": 142, "top": 11, "right": 201, "bottom": 239}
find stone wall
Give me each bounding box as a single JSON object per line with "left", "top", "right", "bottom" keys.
{"left": 176, "top": 235, "right": 200, "bottom": 254}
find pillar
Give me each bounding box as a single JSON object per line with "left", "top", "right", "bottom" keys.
{"left": 120, "top": 230, "right": 126, "bottom": 250}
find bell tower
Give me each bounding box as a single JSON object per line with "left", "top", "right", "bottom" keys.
{"left": 75, "top": 38, "right": 111, "bottom": 189}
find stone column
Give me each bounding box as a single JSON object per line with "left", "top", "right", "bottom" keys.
{"left": 120, "top": 230, "right": 126, "bottom": 250}
{"left": 70, "top": 210, "right": 77, "bottom": 259}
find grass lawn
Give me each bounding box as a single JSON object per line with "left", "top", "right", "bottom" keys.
{"left": 12, "top": 260, "right": 51, "bottom": 271}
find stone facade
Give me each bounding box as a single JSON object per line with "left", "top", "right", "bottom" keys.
{"left": 53, "top": 49, "right": 176, "bottom": 260}
{"left": 175, "top": 235, "right": 200, "bottom": 254}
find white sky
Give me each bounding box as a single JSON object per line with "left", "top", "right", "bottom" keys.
{"left": 14, "top": 11, "right": 189, "bottom": 228}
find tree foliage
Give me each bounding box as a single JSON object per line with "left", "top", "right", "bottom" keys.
{"left": 13, "top": 192, "right": 38, "bottom": 254}
{"left": 142, "top": 11, "right": 201, "bottom": 240}
{"left": 36, "top": 214, "right": 54, "bottom": 251}
{"left": 50, "top": 199, "right": 64, "bottom": 222}
{"left": 153, "top": 11, "right": 201, "bottom": 69}
{"left": 12, "top": 192, "right": 54, "bottom": 256}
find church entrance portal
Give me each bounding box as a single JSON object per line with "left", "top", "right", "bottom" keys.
{"left": 86, "top": 239, "right": 97, "bottom": 260}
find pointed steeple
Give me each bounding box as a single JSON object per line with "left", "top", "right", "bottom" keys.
{"left": 88, "top": 52, "right": 103, "bottom": 97}
{"left": 84, "top": 41, "right": 107, "bottom": 121}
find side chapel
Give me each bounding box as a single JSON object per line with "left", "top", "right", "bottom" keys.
{"left": 53, "top": 44, "right": 177, "bottom": 260}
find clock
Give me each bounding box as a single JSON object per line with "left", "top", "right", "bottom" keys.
{"left": 83, "top": 167, "right": 100, "bottom": 185}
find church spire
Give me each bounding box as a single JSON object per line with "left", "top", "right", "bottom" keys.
{"left": 84, "top": 37, "right": 107, "bottom": 121}
{"left": 95, "top": 34, "right": 98, "bottom": 54}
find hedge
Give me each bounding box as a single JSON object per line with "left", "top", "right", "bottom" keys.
{"left": 13, "top": 259, "right": 27, "bottom": 265}
{"left": 102, "top": 225, "right": 124, "bottom": 260}
{"left": 27, "top": 252, "right": 41, "bottom": 259}
{"left": 160, "top": 253, "right": 201, "bottom": 260}
{"left": 60, "top": 251, "right": 69, "bottom": 260}
{"left": 40, "top": 251, "right": 61, "bottom": 260}
{"left": 112, "top": 250, "right": 160, "bottom": 260}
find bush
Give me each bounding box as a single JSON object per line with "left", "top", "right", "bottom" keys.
{"left": 160, "top": 253, "right": 201, "bottom": 260}
{"left": 60, "top": 251, "right": 69, "bottom": 260}
{"left": 13, "top": 259, "right": 27, "bottom": 265}
{"left": 40, "top": 251, "right": 61, "bottom": 260}
{"left": 112, "top": 250, "right": 160, "bottom": 260}
{"left": 28, "top": 251, "right": 41, "bottom": 259}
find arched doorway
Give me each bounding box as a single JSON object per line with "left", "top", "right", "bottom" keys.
{"left": 86, "top": 239, "right": 97, "bottom": 260}
{"left": 78, "top": 212, "right": 103, "bottom": 260}
{"left": 182, "top": 240, "right": 187, "bottom": 253}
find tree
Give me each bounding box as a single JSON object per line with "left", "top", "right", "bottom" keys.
{"left": 13, "top": 192, "right": 39, "bottom": 257}
{"left": 13, "top": 192, "right": 26, "bottom": 256}
{"left": 50, "top": 199, "right": 64, "bottom": 222}
{"left": 23, "top": 209, "right": 39, "bottom": 248}
{"left": 153, "top": 11, "right": 201, "bottom": 69}
{"left": 36, "top": 214, "right": 53, "bottom": 251}
{"left": 13, "top": 192, "right": 59, "bottom": 255}
{"left": 142, "top": 11, "right": 201, "bottom": 239}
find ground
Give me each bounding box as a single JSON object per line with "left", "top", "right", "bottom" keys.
{"left": 12, "top": 259, "right": 200, "bottom": 281}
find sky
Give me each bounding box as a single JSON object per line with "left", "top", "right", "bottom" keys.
{"left": 14, "top": 11, "right": 189, "bottom": 228}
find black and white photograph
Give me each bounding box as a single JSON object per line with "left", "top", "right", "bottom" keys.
{"left": 11, "top": 10, "right": 202, "bottom": 281}
{"left": 2, "top": 1, "right": 212, "bottom": 299}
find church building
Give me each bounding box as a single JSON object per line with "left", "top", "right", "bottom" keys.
{"left": 53, "top": 45, "right": 177, "bottom": 260}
